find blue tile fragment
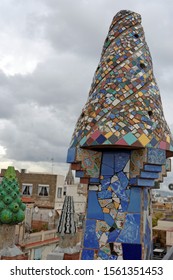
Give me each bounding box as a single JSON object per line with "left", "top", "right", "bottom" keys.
{"left": 144, "top": 165, "right": 162, "bottom": 172}
{"left": 114, "top": 151, "right": 130, "bottom": 172}
{"left": 137, "top": 178, "right": 155, "bottom": 187}
{"left": 121, "top": 200, "right": 129, "bottom": 211}
{"left": 87, "top": 191, "right": 104, "bottom": 220}
{"left": 147, "top": 148, "right": 166, "bottom": 165}
{"left": 150, "top": 137, "right": 158, "bottom": 146}
{"left": 89, "top": 178, "right": 100, "bottom": 184}
{"left": 116, "top": 214, "right": 140, "bottom": 243}
{"left": 83, "top": 219, "right": 99, "bottom": 249}
{"left": 100, "top": 178, "right": 111, "bottom": 189}
{"left": 102, "top": 152, "right": 114, "bottom": 168}
{"left": 111, "top": 180, "right": 129, "bottom": 201}
{"left": 108, "top": 229, "right": 120, "bottom": 242}
{"left": 101, "top": 163, "right": 114, "bottom": 176}
{"left": 129, "top": 178, "right": 155, "bottom": 187}
{"left": 98, "top": 190, "right": 112, "bottom": 199}
{"left": 127, "top": 188, "right": 141, "bottom": 212}
{"left": 66, "top": 147, "right": 76, "bottom": 163}
{"left": 126, "top": 189, "right": 131, "bottom": 198}
{"left": 117, "top": 172, "right": 129, "bottom": 189}
{"left": 122, "top": 244, "right": 142, "bottom": 260}
{"left": 96, "top": 134, "right": 107, "bottom": 144}
{"left": 81, "top": 249, "right": 94, "bottom": 260}
{"left": 109, "top": 255, "right": 118, "bottom": 260}
{"left": 76, "top": 170, "right": 85, "bottom": 178}
{"left": 104, "top": 213, "right": 115, "bottom": 227}
{"left": 111, "top": 180, "right": 121, "bottom": 192}
{"left": 129, "top": 178, "right": 137, "bottom": 185}
{"left": 140, "top": 171, "right": 159, "bottom": 179}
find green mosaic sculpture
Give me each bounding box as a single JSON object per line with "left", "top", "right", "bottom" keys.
{"left": 0, "top": 166, "right": 26, "bottom": 224}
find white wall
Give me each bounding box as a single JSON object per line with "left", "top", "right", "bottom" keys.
{"left": 158, "top": 220, "right": 173, "bottom": 228}
{"left": 54, "top": 183, "right": 86, "bottom": 214}
{"left": 54, "top": 175, "right": 65, "bottom": 205}
{"left": 167, "top": 231, "right": 173, "bottom": 246}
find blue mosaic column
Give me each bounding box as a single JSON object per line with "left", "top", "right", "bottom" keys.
{"left": 67, "top": 10, "right": 173, "bottom": 260}
{"left": 81, "top": 150, "right": 132, "bottom": 260}
{"left": 75, "top": 148, "right": 168, "bottom": 260}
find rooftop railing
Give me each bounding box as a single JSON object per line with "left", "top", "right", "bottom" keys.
{"left": 162, "top": 246, "right": 173, "bottom": 260}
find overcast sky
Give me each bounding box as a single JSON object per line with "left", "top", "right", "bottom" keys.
{"left": 0, "top": 0, "right": 173, "bottom": 190}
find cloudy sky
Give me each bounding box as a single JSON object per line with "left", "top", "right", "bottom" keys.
{"left": 0, "top": 0, "right": 173, "bottom": 190}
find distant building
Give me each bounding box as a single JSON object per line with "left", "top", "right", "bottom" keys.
{"left": 65, "top": 167, "right": 75, "bottom": 185}
{"left": 0, "top": 168, "right": 65, "bottom": 231}
{"left": 152, "top": 202, "right": 173, "bottom": 213}
{"left": 153, "top": 218, "right": 173, "bottom": 253}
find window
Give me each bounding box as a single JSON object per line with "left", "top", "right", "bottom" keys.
{"left": 34, "top": 248, "right": 42, "bottom": 260}
{"left": 63, "top": 186, "right": 67, "bottom": 196}
{"left": 57, "top": 187, "right": 62, "bottom": 198}
{"left": 22, "top": 184, "right": 33, "bottom": 196}
{"left": 38, "top": 185, "right": 49, "bottom": 196}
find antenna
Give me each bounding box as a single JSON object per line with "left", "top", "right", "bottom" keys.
{"left": 51, "top": 158, "right": 54, "bottom": 174}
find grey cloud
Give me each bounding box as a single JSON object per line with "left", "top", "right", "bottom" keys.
{"left": 0, "top": 105, "right": 71, "bottom": 163}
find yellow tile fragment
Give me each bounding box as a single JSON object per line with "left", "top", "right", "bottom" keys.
{"left": 103, "top": 208, "right": 110, "bottom": 213}
{"left": 166, "top": 135, "right": 170, "bottom": 143}
{"left": 105, "top": 131, "right": 113, "bottom": 139}
{"left": 138, "top": 134, "right": 150, "bottom": 146}
{"left": 114, "top": 202, "right": 120, "bottom": 209}
{"left": 138, "top": 91, "right": 143, "bottom": 97}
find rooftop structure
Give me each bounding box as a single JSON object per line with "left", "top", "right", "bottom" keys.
{"left": 67, "top": 10, "right": 173, "bottom": 260}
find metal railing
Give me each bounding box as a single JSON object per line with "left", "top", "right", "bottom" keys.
{"left": 20, "top": 229, "right": 58, "bottom": 245}
{"left": 162, "top": 246, "right": 173, "bottom": 260}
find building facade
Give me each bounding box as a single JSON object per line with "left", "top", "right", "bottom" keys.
{"left": 153, "top": 219, "right": 173, "bottom": 253}
{"left": 1, "top": 168, "right": 65, "bottom": 231}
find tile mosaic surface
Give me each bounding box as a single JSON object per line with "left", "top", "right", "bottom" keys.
{"left": 79, "top": 148, "right": 166, "bottom": 259}
{"left": 67, "top": 9, "right": 173, "bottom": 260}
{"left": 130, "top": 149, "right": 147, "bottom": 178}
{"left": 76, "top": 148, "right": 102, "bottom": 178}
{"left": 68, "top": 10, "right": 173, "bottom": 155}
{"left": 147, "top": 148, "right": 166, "bottom": 165}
